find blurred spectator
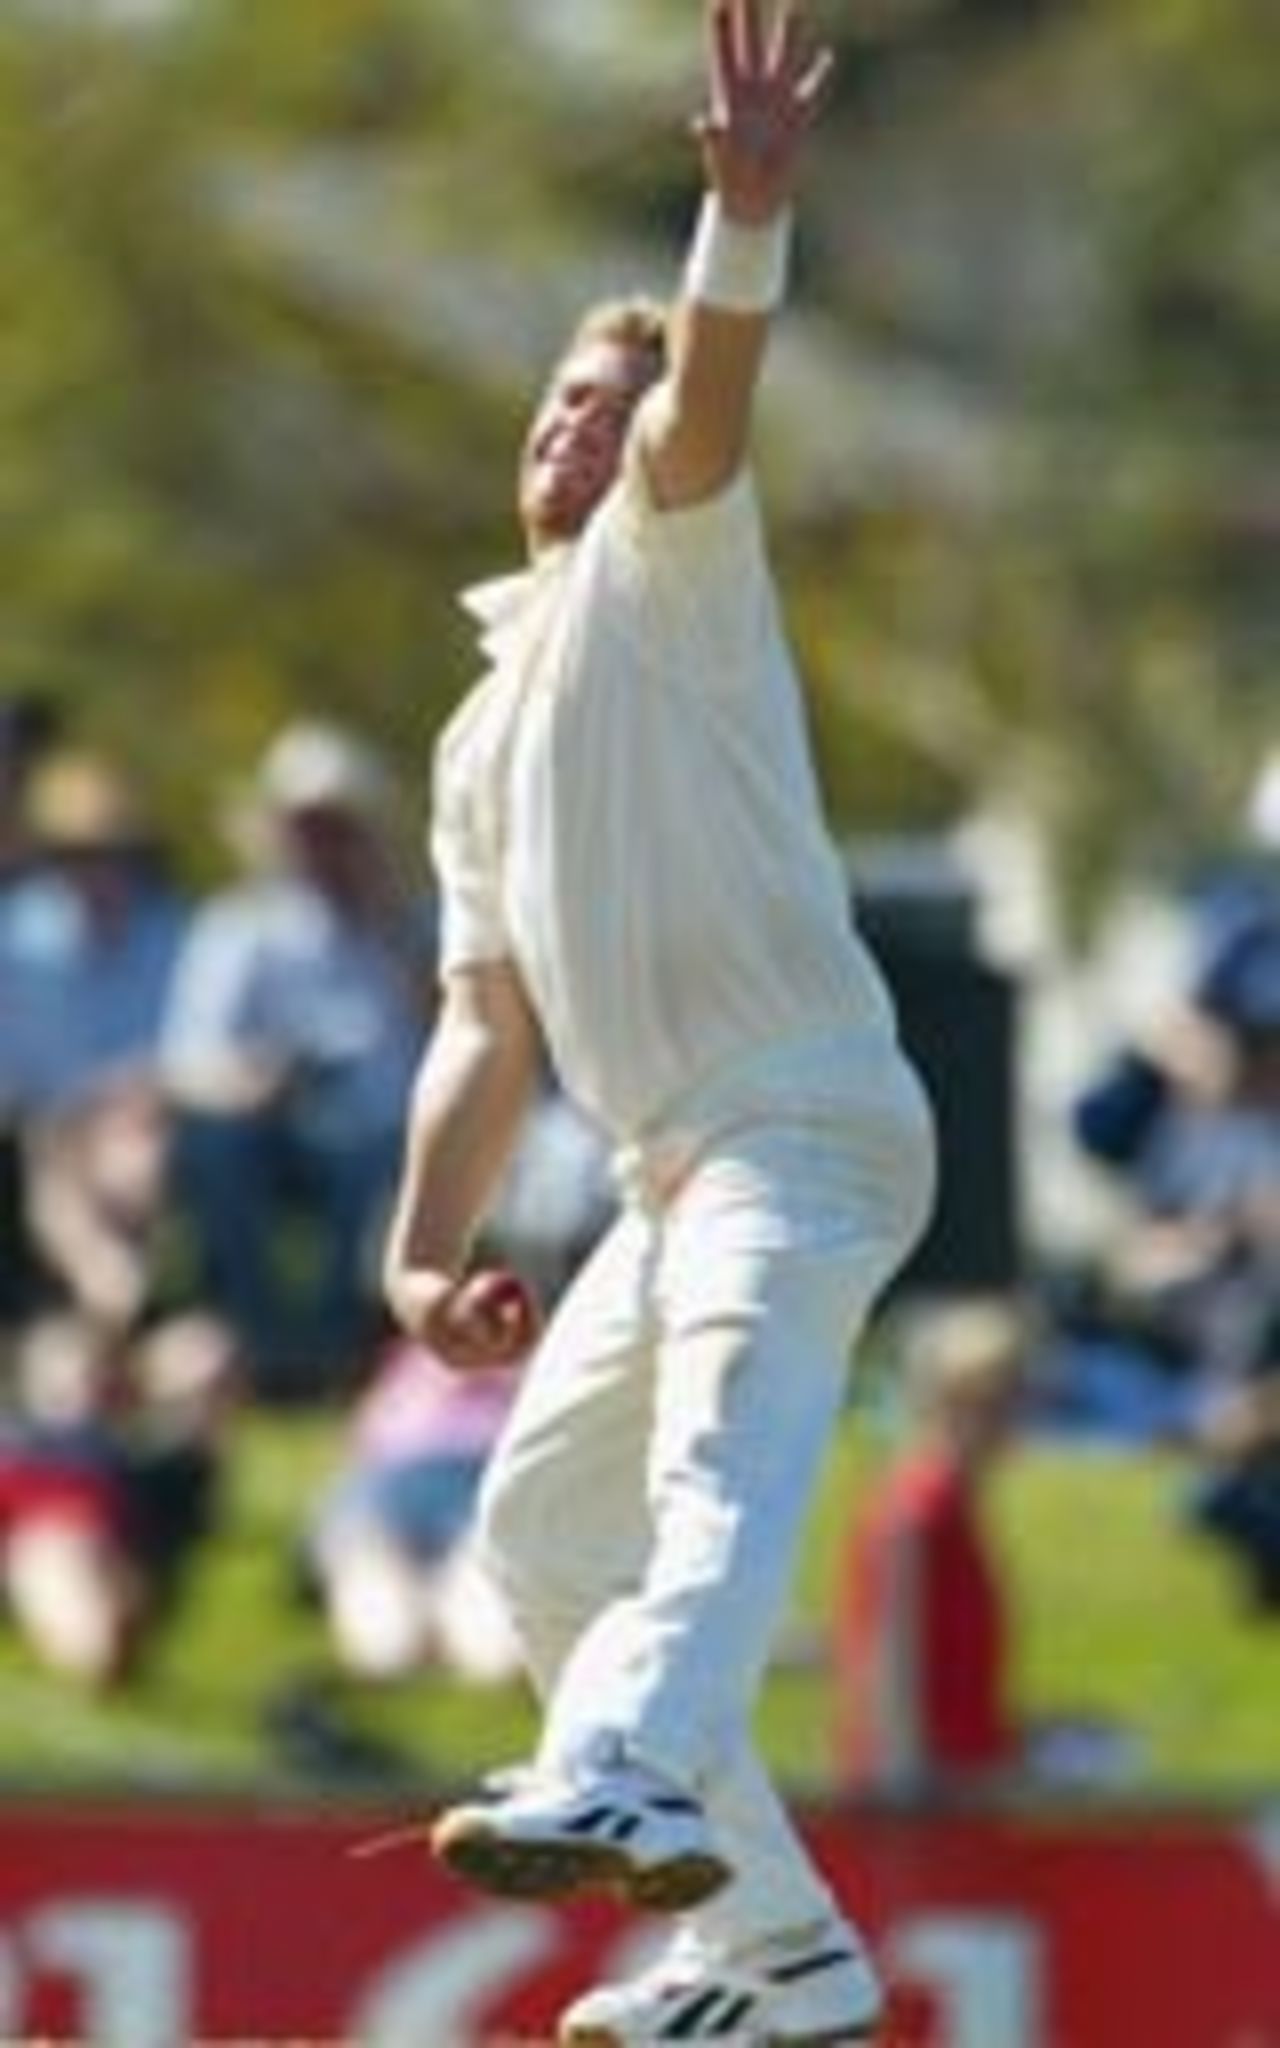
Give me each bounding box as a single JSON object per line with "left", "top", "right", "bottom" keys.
{"left": 833, "top": 1299, "right": 1025, "bottom": 1794}
{"left": 1184, "top": 1333, "right": 1280, "bottom": 1617}
{"left": 1056, "top": 903, "right": 1280, "bottom": 1440}
{"left": 2, "top": 696, "right": 65, "bottom": 1327}
{"left": 0, "top": 691, "right": 62, "bottom": 887}
{"left": 0, "top": 1133, "right": 31, "bottom": 1332}
{"left": 22, "top": 1075, "right": 174, "bottom": 1336}
{"left": 1191, "top": 747, "right": 1280, "bottom": 954}
{"left": 162, "top": 722, "right": 435, "bottom": 1401}
{"left": 0, "top": 752, "right": 188, "bottom": 1117}
{"left": 0, "top": 752, "right": 188, "bottom": 1336}
{"left": 0, "top": 1308, "right": 237, "bottom": 1688}
{"left": 301, "top": 1336, "right": 520, "bottom": 1685}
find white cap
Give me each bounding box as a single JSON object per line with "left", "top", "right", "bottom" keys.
{"left": 258, "top": 722, "right": 386, "bottom": 818}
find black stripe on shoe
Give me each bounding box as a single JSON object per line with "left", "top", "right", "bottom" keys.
{"left": 768, "top": 1948, "right": 857, "bottom": 1986}
{"left": 563, "top": 1804, "right": 616, "bottom": 1835}
{"left": 665, "top": 1985, "right": 757, "bottom": 2037}
{"left": 605, "top": 1812, "right": 643, "bottom": 1844}
{"left": 711, "top": 1991, "right": 757, "bottom": 2032}
{"left": 562, "top": 1805, "right": 645, "bottom": 1845}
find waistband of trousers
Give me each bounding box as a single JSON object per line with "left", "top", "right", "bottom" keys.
{"left": 610, "top": 1020, "right": 917, "bottom": 1212}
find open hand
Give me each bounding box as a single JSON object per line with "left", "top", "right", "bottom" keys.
{"left": 694, "top": 0, "right": 835, "bottom": 225}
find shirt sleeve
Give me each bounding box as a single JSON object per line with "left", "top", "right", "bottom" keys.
{"left": 429, "top": 721, "right": 511, "bottom": 974}
{"left": 615, "top": 386, "right": 765, "bottom": 556}
{"left": 160, "top": 897, "right": 268, "bottom": 1076}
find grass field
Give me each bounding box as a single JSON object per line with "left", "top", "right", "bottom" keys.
{"left": 1, "top": 1401, "right": 1277, "bottom": 1799}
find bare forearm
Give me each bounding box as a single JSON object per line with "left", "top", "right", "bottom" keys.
{"left": 642, "top": 0, "right": 832, "bottom": 509}
{"left": 643, "top": 297, "right": 771, "bottom": 508}
{"left": 383, "top": 1011, "right": 535, "bottom": 1297}
{"left": 27, "top": 1156, "right": 146, "bottom": 1330}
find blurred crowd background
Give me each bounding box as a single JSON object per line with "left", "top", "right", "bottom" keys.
{"left": 0, "top": 0, "right": 1275, "bottom": 1802}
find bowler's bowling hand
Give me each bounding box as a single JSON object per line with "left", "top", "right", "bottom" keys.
{"left": 392, "top": 1264, "right": 541, "bottom": 1371}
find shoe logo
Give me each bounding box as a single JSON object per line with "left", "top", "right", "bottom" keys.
{"left": 662, "top": 1983, "right": 757, "bottom": 2036}
{"left": 562, "top": 1803, "right": 644, "bottom": 1845}
{"left": 767, "top": 1946, "right": 856, "bottom": 1985}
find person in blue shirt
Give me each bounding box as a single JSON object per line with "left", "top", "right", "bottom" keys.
{"left": 162, "top": 722, "right": 435, "bottom": 1400}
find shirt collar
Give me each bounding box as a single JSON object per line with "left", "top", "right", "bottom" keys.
{"left": 459, "top": 548, "right": 572, "bottom": 665}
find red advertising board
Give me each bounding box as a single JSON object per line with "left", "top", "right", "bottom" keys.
{"left": 0, "top": 1796, "right": 1276, "bottom": 2045}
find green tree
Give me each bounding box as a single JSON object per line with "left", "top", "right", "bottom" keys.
{"left": 0, "top": 0, "right": 1273, "bottom": 924}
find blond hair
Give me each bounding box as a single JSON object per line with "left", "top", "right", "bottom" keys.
{"left": 904, "top": 1297, "right": 1030, "bottom": 1420}
{"left": 562, "top": 295, "right": 671, "bottom": 380}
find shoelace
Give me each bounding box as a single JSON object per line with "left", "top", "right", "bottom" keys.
{"left": 348, "top": 1816, "right": 439, "bottom": 1861}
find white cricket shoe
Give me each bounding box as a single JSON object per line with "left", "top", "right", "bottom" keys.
{"left": 557, "top": 1920, "right": 885, "bottom": 2045}
{"left": 431, "top": 1760, "right": 732, "bottom": 1911}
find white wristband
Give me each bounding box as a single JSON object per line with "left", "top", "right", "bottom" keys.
{"left": 684, "top": 193, "right": 792, "bottom": 314}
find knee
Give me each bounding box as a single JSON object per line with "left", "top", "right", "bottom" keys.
{"left": 474, "top": 1446, "right": 602, "bottom": 1626}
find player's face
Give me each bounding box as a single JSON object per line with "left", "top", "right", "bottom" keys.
{"left": 519, "top": 338, "right": 659, "bottom": 550}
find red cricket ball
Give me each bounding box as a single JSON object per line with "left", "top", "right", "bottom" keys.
{"left": 467, "top": 1267, "right": 539, "bottom": 1355}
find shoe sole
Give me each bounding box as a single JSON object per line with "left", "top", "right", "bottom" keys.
{"left": 432, "top": 1810, "right": 731, "bottom": 1911}
{"left": 560, "top": 2028, "right": 883, "bottom": 2046}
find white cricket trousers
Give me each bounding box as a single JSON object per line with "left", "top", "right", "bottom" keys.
{"left": 476, "top": 1029, "right": 935, "bottom": 1946}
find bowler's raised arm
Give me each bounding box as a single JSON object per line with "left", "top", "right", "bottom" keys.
{"left": 641, "top": 0, "right": 835, "bottom": 510}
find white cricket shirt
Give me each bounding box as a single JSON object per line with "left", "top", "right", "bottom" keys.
{"left": 431, "top": 416, "right": 900, "bottom": 1143}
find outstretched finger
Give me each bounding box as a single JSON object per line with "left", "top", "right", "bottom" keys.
{"left": 768, "top": 0, "right": 806, "bottom": 81}
{"left": 707, "top": 0, "right": 736, "bottom": 119}
{"left": 734, "top": 0, "right": 767, "bottom": 80}
{"left": 793, "top": 44, "right": 836, "bottom": 119}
